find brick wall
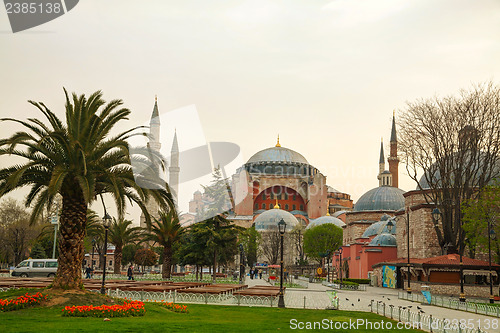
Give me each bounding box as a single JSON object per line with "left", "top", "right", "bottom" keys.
{"left": 403, "top": 280, "right": 499, "bottom": 297}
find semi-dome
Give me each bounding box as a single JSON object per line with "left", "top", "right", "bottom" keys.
{"left": 247, "top": 146, "right": 308, "bottom": 165}
{"left": 306, "top": 215, "right": 345, "bottom": 230}
{"left": 369, "top": 233, "right": 397, "bottom": 246}
{"left": 354, "top": 186, "right": 405, "bottom": 212}
{"left": 254, "top": 208, "right": 299, "bottom": 231}
{"left": 362, "top": 217, "right": 397, "bottom": 238}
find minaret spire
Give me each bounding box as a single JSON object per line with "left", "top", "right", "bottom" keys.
{"left": 148, "top": 96, "right": 161, "bottom": 151}
{"left": 275, "top": 134, "right": 281, "bottom": 147}
{"left": 388, "top": 112, "right": 399, "bottom": 188}
{"left": 169, "top": 130, "right": 180, "bottom": 206}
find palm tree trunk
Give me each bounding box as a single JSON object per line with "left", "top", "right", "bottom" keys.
{"left": 53, "top": 194, "right": 87, "bottom": 289}
{"left": 162, "top": 245, "right": 172, "bottom": 279}
{"left": 114, "top": 246, "right": 122, "bottom": 275}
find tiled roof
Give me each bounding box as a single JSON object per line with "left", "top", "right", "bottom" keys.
{"left": 382, "top": 254, "right": 500, "bottom": 268}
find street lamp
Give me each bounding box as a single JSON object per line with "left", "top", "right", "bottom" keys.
{"left": 239, "top": 243, "right": 245, "bottom": 284}
{"left": 488, "top": 225, "right": 496, "bottom": 304}
{"left": 100, "top": 212, "right": 112, "bottom": 295}
{"left": 91, "top": 238, "right": 96, "bottom": 276}
{"left": 278, "top": 218, "right": 287, "bottom": 308}
{"left": 338, "top": 247, "right": 343, "bottom": 288}
{"left": 406, "top": 208, "right": 412, "bottom": 294}
{"left": 386, "top": 219, "right": 394, "bottom": 234}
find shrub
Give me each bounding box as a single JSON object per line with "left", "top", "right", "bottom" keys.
{"left": 332, "top": 279, "right": 359, "bottom": 286}
{"left": 344, "top": 278, "right": 370, "bottom": 285}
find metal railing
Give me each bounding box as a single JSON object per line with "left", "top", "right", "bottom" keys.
{"left": 322, "top": 281, "right": 367, "bottom": 291}
{"left": 107, "top": 288, "right": 333, "bottom": 310}
{"left": 371, "top": 300, "right": 488, "bottom": 333}
{"left": 399, "top": 292, "right": 500, "bottom": 318}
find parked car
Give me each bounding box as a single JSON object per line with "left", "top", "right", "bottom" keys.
{"left": 11, "top": 259, "right": 58, "bottom": 278}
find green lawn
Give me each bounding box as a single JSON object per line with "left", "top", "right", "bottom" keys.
{"left": 0, "top": 288, "right": 424, "bottom": 332}
{"left": 0, "top": 303, "right": 426, "bottom": 333}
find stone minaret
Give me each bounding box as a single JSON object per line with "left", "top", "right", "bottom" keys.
{"left": 169, "top": 130, "right": 180, "bottom": 206}
{"left": 140, "top": 96, "right": 163, "bottom": 228}
{"left": 388, "top": 112, "right": 399, "bottom": 188}
{"left": 377, "top": 139, "right": 387, "bottom": 186}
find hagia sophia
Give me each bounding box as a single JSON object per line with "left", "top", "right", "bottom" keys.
{"left": 144, "top": 98, "right": 499, "bottom": 297}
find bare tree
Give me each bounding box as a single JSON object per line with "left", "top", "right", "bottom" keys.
{"left": 260, "top": 231, "right": 281, "bottom": 265}
{"left": 398, "top": 82, "right": 500, "bottom": 255}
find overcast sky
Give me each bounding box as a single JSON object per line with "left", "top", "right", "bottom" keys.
{"left": 1, "top": 0, "right": 499, "bottom": 223}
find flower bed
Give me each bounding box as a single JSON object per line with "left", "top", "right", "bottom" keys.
{"left": 160, "top": 302, "right": 189, "bottom": 313}
{"left": 0, "top": 292, "right": 47, "bottom": 312}
{"left": 62, "top": 301, "right": 145, "bottom": 317}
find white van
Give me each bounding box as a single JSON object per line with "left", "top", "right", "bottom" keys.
{"left": 11, "top": 259, "right": 58, "bottom": 278}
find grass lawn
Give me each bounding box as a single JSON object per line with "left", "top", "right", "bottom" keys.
{"left": 0, "top": 290, "right": 424, "bottom": 332}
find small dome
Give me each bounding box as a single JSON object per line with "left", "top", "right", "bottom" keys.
{"left": 354, "top": 186, "right": 405, "bottom": 212}
{"left": 306, "top": 216, "right": 345, "bottom": 230}
{"left": 369, "top": 233, "right": 397, "bottom": 246}
{"left": 247, "top": 146, "right": 308, "bottom": 164}
{"left": 362, "top": 217, "right": 397, "bottom": 238}
{"left": 254, "top": 208, "right": 299, "bottom": 231}
{"left": 380, "top": 214, "right": 391, "bottom": 221}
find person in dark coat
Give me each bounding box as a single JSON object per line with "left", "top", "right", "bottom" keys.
{"left": 127, "top": 265, "right": 134, "bottom": 280}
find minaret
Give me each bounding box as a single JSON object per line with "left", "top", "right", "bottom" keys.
{"left": 169, "top": 130, "right": 180, "bottom": 206}
{"left": 388, "top": 112, "right": 399, "bottom": 188}
{"left": 140, "top": 96, "right": 163, "bottom": 228}
{"left": 377, "top": 138, "right": 385, "bottom": 186}
{"left": 148, "top": 96, "right": 161, "bottom": 151}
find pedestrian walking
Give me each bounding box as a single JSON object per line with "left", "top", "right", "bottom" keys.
{"left": 127, "top": 265, "right": 134, "bottom": 281}
{"left": 85, "top": 265, "right": 93, "bottom": 279}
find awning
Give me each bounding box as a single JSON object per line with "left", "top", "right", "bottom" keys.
{"left": 464, "top": 269, "right": 498, "bottom": 277}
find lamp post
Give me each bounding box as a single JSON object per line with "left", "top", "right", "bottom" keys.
{"left": 91, "top": 238, "right": 96, "bottom": 275}
{"left": 100, "top": 212, "right": 112, "bottom": 295}
{"left": 278, "top": 218, "right": 287, "bottom": 308}
{"left": 407, "top": 208, "right": 413, "bottom": 294}
{"left": 488, "top": 225, "right": 496, "bottom": 304}
{"left": 338, "top": 247, "right": 343, "bottom": 288}
{"left": 239, "top": 243, "right": 245, "bottom": 284}
{"left": 327, "top": 250, "right": 331, "bottom": 283}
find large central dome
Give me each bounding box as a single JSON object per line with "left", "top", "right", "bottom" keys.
{"left": 247, "top": 146, "right": 308, "bottom": 164}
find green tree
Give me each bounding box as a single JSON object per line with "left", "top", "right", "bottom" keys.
{"left": 30, "top": 242, "right": 47, "bottom": 259}
{"left": 108, "top": 218, "right": 142, "bottom": 274}
{"left": 0, "top": 89, "right": 172, "bottom": 289}
{"left": 122, "top": 244, "right": 138, "bottom": 266}
{"left": 175, "top": 223, "right": 212, "bottom": 280}
{"left": 144, "top": 210, "right": 184, "bottom": 279}
{"left": 239, "top": 226, "right": 260, "bottom": 267}
{"left": 463, "top": 181, "right": 500, "bottom": 261}
{"left": 198, "top": 167, "right": 240, "bottom": 282}
{"left": 303, "top": 224, "right": 343, "bottom": 263}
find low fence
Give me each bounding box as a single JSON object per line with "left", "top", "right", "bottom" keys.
{"left": 99, "top": 274, "right": 241, "bottom": 284}
{"left": 322, "top": 281, "right": 367, "bottom": 291}
{"left": 371, "top": 300, "right": 488, "bottom": 333}
{"left": 105, "top": 288, "right": 333, "bottom": 310}
{"left": 399, "top": 292, "right": 500, "bottom": 318}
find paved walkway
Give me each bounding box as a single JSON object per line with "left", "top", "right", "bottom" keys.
{"left": 335, "top": 285, "right": 499, "bottom": 332}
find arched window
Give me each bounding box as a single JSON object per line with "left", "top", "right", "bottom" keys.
{"left": 262, "top": 203, "right": 266, "bottom": 209}
{"left": 284, "top": 193, "right": 288, "bottom": 200}
{"left": 262, "top": 193, "right": 266, "bottom": 200}
{"left": 254, "top": 203, "right": 258, "bottom": 210}
{"left": 285, "top": 204, "right": 289, "bottom": 210}
{"left": 293, "top": 195, "right": 296, "bottom": 201}
{"left": 270, "top": 192, "right": 274, "bottom": 200}
{"left": 292, "top": 204, "right": 296, "bottom": 210}
{"left": 300, "top": 204, "right": 304, "bottom": 211}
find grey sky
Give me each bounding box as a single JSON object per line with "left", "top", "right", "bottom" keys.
{"left": 1, "top": 0, "right": 499, "bottom": 222}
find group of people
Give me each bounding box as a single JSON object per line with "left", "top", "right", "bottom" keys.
{"left": 249, "top": 268, "right": 262, "bottom": 279}
{"left": 83, "top": 264, "right": 135, "bottom": 280}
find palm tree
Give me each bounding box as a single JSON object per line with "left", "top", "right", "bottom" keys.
{"left": 145, "top": 210, "right": 184, "bottom": 279}
{"left": 108, "top": 218, "right": 141, "bottom": 274}
{"left": 0, "top": 89, "right": 172, "bottom": 289}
